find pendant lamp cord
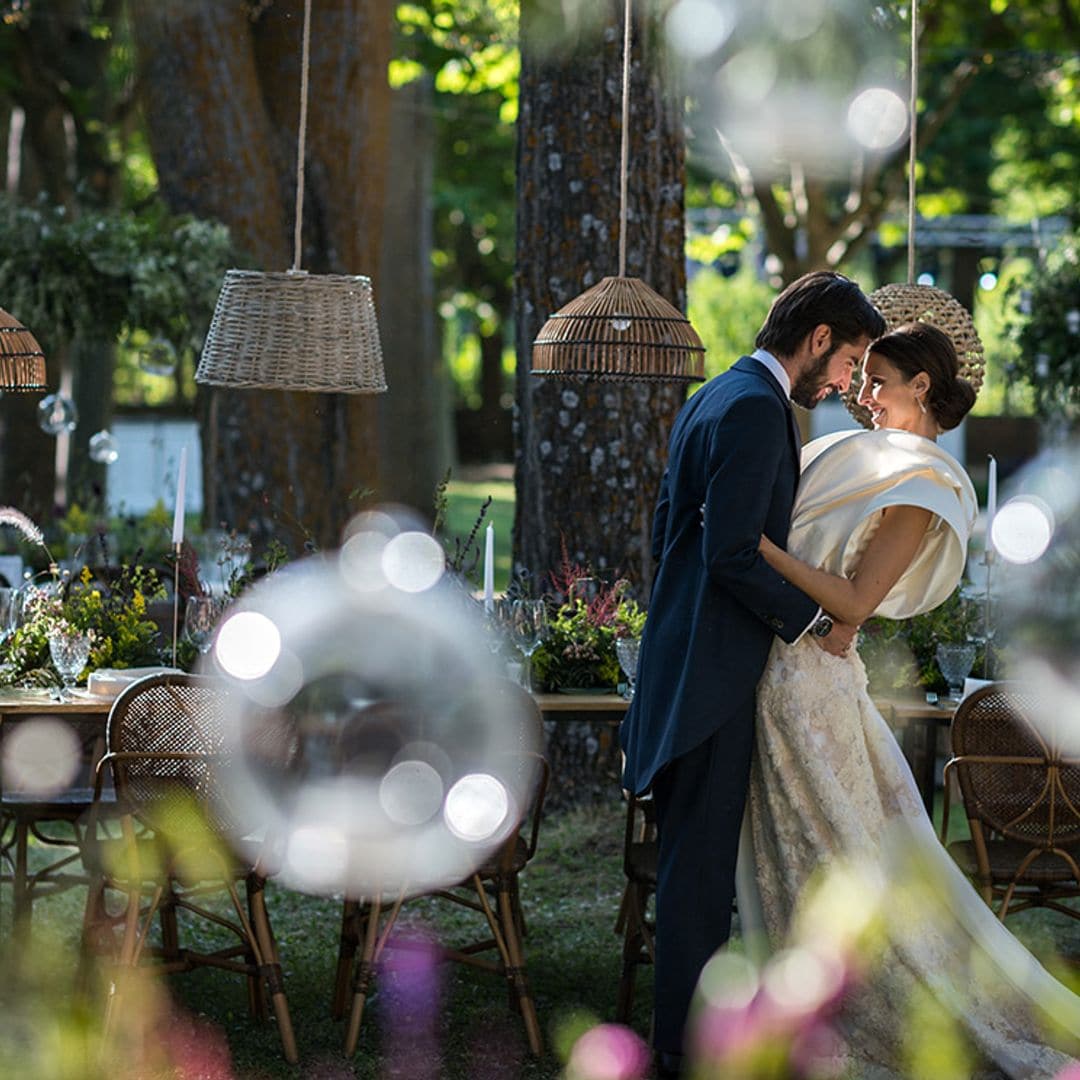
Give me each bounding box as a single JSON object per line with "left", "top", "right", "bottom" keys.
{"left": 617, "top": 0, "right": 632, "bottom": 279}
{"left": 906, "top": 0, "right": 919, "bottom": 285}
{"left": 292, "top": 0, "right": 313, "bottom": 273}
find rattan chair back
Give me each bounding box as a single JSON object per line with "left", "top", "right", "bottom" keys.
{"left": 105, "top": 672, "right": 244, "bottom": 839}
{"left": 949, "top": 683, "right": 1080, "bottom": 850}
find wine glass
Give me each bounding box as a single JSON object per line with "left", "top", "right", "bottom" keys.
{"left": 616, "top": 637, "right": 641, "bottom": 701}
{"left": 0, "top": 587, "right": 15, "bottom": 646}
{"left": 936, "top": 642, "right": 977, "bottom": 701}
{"left": 185, "top": 595, "right": 226, "bottom": 656}
{"left": 48, "top": 630, "right": 92, "bottom": 701}
{"left": 509, "top": 599, "right": 547, "bottom": 692}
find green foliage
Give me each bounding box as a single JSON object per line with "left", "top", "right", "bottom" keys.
{"left": 0, "top": 196, "right": 230, "bottom": 399}
{"left": 1006, "top": 233, "right": 1080, "bottom": 424}
{"left": 0, "top": 563, "right": 166, "bottom": 687}
{"left": 687, "top": 266, "right": 776, "bottom": 380}
{"left": 859, "top": 587, "right": 986, "bottom": 695}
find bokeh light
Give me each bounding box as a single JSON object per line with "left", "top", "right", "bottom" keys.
{"left": 2, "top": 719, "right": 81, "bottom": 796}
{"left": 214, "top": 611, "right": 282, "bottom": 680}
{"left": 665, "top": 0, "right": 735, "bottom": 61}
{"left": 138, "top": 336, "right": 178, "bottom": 377}
{"left": 37, "top": 394, "right": 78, "bottom": 436}
{"left": 212, "top": 539, "right": 541, "bottom": 899}
{"left": 88, "top": 429, "right": 120, "bottom": 464}
{"left": 990, "top": 496, "right": 1054, "bottom": 565}
{"left": 566, "top": 1023, "right": 650, "bottom": 1080}
{"left": 846, "top": 87, "right": 907, "bottom": 151}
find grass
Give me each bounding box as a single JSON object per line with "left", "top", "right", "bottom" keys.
{"left": 8, "top": 783, "right": 1080, "bottom": 1078}
{"left": 442, "top": 476, "right": 516, "bottom": 595}
{"left": 3, "top": 796, "right": 646, "bottom": 1079}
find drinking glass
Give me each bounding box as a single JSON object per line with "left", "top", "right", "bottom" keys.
{"left": 509, "top": 599, "right": 547, "bottom": 692}
{"left": 0, "top": 587, "right": 15, "bottom": 646}
{"left": 49, "top": 630, "right": 92, "bottom": 700}
{"left": 616, "top": 636, "right": 641, "bottom": 701}
{"left": 185, "top": 595, "right": 226, "bottom": 656}
{"left": 936, "top": 642, "right": 977, "bottom": 700}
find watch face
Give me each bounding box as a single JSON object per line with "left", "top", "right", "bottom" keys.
{"left": 813, "top": 616, "right": 833, "bottom": 637}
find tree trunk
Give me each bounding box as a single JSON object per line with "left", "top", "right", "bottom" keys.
{"left": 514, "top": 0, "right": 688, "bottom": 602}
{"left": 376, "top": 78, "right": 452, "bottom": 516}
{"left": 132, "top": 0, "right": 392, "bottom": 554}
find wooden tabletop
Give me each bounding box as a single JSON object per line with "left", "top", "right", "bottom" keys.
{"left": 532, "top": 692, "right": 629, "bottom": 713}
{"left": 0, "top": 688, "right": 117, "bottom": 715}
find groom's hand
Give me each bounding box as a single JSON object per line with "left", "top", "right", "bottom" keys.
{"left": 815, "top": 619, "right": 858, "bottom": 657}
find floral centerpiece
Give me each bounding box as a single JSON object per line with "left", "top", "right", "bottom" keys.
{"left": 1, "top": 562, "right": 166, "bottom": 688}
{"left": 530, "top": 553, "right": 646, "bottom": 693}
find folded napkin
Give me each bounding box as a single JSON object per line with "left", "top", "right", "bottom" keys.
{"left": 87, "top": 666, "right": 186, "bottom": 696}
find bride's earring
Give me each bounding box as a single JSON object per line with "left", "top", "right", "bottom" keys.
{"left": 917, "top": 395, "right": 928, "bottom": 414}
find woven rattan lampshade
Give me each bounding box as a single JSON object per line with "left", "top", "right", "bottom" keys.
{"left": 532, "top": 275, "right": 705, "bottom": 383}
{"left": 530, "top": 0, "right": 705, "bottom": 384}
{"left": 0, "top": 306, "right": 46, "bottom": 392}
{"left": 196, "top": 269, "right": 386, "bottom": 393}
{"left": 844, "top": 282, "right": 985, "bottom": 428}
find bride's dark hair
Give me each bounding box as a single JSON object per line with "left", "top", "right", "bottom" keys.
{"left": 868, "top": 322, "right": 976, "bottom": 432}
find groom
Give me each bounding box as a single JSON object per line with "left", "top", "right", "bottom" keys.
{"left": 620, "top": 269, "right": 885, "bottom": 1074}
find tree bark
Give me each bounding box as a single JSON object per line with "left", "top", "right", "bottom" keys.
{"left": 514, "top": 0, "right": 688, "bottom": 603}
{"left": 376, "top": 78, "right": 452, "bottom": 516}
{"left": 132, "top": 0, "right": 392, "bottom": 553}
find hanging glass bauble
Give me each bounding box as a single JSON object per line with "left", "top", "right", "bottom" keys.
{"left": 37, "top": 394, "right": 78, "bottom": 436}
{"left": 88, "top": 429, "right": 119, "bottom": 464}
{"left": 138, "top": 337, "right": 178, "bottom": 377}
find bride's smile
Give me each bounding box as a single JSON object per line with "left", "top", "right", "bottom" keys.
{"left": 857, "top": 350, "right": 938, "bottom": 439}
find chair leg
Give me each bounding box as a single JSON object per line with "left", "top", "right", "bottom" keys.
{"left": 615, "top": 886, "right": 645, "bottom": 1024}
{"left": 473, "top": 875, "right": 542, "bottom": 1056}
{"left": 242, "top": 876, "right": 298, "bottom": 1066}
{"left": 332, "top": 899, "right": 360, "bottom": 1021}
{"left": 344, "top": 897, "right": 383, "bottom": 1056}
{"left": 13, "top": 819, "right": 30, "bottom": 928}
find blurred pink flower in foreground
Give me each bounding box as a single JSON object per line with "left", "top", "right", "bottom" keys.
{"left": 566, "top": 1023, "right": 650, "bottom": 1080}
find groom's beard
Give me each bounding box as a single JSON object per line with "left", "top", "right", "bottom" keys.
{"left": 790, "top": 343, "right": 838, "bottom": 409}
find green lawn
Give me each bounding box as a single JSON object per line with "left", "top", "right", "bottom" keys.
{"left": 443, "top": 477, "right": 516, "bottom": 595}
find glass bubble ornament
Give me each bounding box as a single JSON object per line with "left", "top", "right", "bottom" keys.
{"left": 88, "top": 429, "right": 119, "bottom": 465}
{"left": 138, "top": 337, "right": 178, "bottom": 377}
{"left": 37, "top": 394, "right": 78, "bottom": 436}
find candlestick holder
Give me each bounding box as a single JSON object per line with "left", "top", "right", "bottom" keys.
{"left": 979, "top": 546, "right": 996, "bottom": 678}
{"left": 172, "top": 541, "right": 182, "bottom": 667}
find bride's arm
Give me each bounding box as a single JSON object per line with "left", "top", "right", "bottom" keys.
{"left": 759, "top": 504, "right": 933, "bottom": 626}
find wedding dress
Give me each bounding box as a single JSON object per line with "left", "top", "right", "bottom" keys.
{"left": 736, "top": 429, "right": 1080, "bottom": 1078}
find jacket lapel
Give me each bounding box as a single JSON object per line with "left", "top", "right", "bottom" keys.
{"left": 732, "top": 356, "right": 803, "bottom": 471}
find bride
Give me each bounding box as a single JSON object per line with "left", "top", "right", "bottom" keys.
{"left": 737, "top": 321, "right": 1080, "bottom": 1077}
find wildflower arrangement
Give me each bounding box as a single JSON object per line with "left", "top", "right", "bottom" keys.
{"left": 530, "top": 547, "right": 646, "bottom": 692}
{"left": 0, "top": 563, "right": 166, "bottom": 687}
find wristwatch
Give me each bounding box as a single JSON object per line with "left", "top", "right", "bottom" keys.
{"left": 810, "top": 613, "right": 835, "bottom": 638}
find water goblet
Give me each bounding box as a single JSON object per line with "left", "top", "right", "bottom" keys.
{"left": 509, "top": 599, "right": 547, "bottom": 693}
{"left": 616, "top": 636, "right": 641, "bottom": 701}
{"left": 185, "top": 595, "right": 226, "bottom": 656}
{"left": 48, "top": 630, "right": 92, "bottom": 701}
{"left": 936, "top": 642, "right": 977, "bottom": 701}
{"left": 0, "top": 586, "right": 15, "bottom": 646}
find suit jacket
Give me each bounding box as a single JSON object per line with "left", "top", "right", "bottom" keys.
{"left": 620, "top": 355, "right": 820, "bottom": 794}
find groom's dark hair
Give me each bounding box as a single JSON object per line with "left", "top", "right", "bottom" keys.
{"left": 756, "top": 270, "right": 885, "bottom": 358}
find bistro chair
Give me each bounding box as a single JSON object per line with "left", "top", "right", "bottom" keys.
{"left": 80, "top": 673, "right": 298, "bottom": 1064}
{"left": 614, "top": 791, "right": 657, "bottom": 1024}
{"left": 941, "top": 682, "right": 1080, "bottom": 922}
{"left": 332, "top": 680, "right": 550, "bottom": 1057}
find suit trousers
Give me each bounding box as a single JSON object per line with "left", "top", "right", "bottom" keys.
{"left": 649, "top": 696, "right": 756, "bottom": 1055}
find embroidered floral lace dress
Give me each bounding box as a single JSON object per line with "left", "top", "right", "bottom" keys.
{"left": 737, "top": 430, "right": 1080, "bottom": 1078}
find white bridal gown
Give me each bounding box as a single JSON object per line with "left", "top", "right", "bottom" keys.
{"left": 737, "top": 429, "right": 1080, "bottom": 1078}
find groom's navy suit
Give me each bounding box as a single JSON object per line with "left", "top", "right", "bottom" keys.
{"left": 620, "top": 354, "right": 819, "bottom": 1056}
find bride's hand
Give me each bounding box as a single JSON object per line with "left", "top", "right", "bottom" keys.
{"left": 759, "top": 534, "right": 781, "bottom": 565}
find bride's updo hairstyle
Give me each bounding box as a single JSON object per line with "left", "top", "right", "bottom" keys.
{"left": 869, "top": 322, "right": 977, "bottom": 431}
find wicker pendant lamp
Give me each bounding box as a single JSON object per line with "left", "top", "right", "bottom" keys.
{"left": 0, "top": 306, "right": 46, "bottom": 392}
{"left": 845, "top": 0, "right": 983, "bottom": 427}
{"left": 196, "top": 0, "right": 386, "bottom": 394}
{"left": 531, "top": 0, "right": 705, "bottom": 384}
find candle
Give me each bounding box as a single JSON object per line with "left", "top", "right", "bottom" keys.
{"left": 483, "top": 523, "right": 495, "bottom": 611}
{"left": 986, "top": 454, "right": 997, "bottom": 553}
{"left": 172, "top": 446, "right": 187, "bottom": 546}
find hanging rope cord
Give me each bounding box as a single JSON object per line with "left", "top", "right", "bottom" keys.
{"left": 292, "top": 0, "right": 313, "bottom": 273}
{"left": 617, "top": 0, "right": 632, "bottom": 279}
{"left": 906, "top": 0, "right": 919, "bottom": 285}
